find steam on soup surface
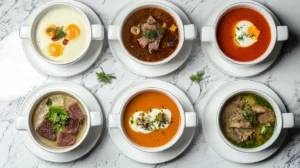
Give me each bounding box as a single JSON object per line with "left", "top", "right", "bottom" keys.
{"left": 220, "top": 93, "right": 276, "bottom": 148}
{"left": 32, "top": 93, "right": 86, "bottom": 148}
{"left": 122, "top": 8, "right": 179, "bottom": 62}
{"left": 123, "top": 91, "right": 181, "bottom": 147}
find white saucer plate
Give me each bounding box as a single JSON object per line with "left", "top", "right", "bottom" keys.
{"left": 202, "top": 80, "right": 287, "bottom": 163}
{"left": 202, "top": 0, "right": 283, "bottom": 77}
{"left": 19, "top": 81, "right": 104, "bottom": 163}
{"left": 108, "top": 79, "right": 196, "bottom": 164}
{"left": 21, "top": 0, "right": 104, "bottom": 77}
{"left": 109, "top": 0, "right": 194, "bottom": 77}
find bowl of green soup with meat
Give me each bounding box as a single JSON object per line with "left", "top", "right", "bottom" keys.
{"left": 217, "top": 89, "right": 295, "bottom": 152}
{"left": 108, "top": 2, "right": 196, "bottom": 66}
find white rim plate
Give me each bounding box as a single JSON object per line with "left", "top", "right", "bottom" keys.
{"left": 21, "top": 0, "right": 104, "bottom": 77}
{"left": 19, "top": 81, "right": 104, "bottom": 162}
{"left": 109, "top": 0, "right": 194, "bottom": 77}
{"left": 202, "top": 80, "right": 287, "bottom": 163}
{"left": 108, "top": 79, "right": 196, "bottom": 164}
{"left": 201, "top": 0, "right": 283, "bottom": 77}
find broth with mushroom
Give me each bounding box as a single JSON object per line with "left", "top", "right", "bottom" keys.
{"left": 122, "top": 8, "right": 179, "bottom": 62}
{"left": 220, "top": 93, "right": 276, "bottom": 148}
{"left": 32, "top": 93, "right": 87, "bottom": 148}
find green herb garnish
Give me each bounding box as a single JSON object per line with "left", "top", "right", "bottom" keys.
{"left": 261, "top": 123, "right": 271, "bottom": 135}
{"left": 190, "top": 71, "right": 204, "bottom": 84}
{"left": 96, "top": 68, "right": 116, "bottom": 84}
{"left": 46, "top": 106, "right": 69, "bottom": 132}
{"left": 46, "top": 98, "right": 52, "bottom": 107}
{"left": 243, "top": 111, "right": 255, "bottom": 125}
{"left": 143, "top": 28, "right": 164, "bottom": 39}
{"left": 52, "top": 26, "right": 67, "bottom": 40}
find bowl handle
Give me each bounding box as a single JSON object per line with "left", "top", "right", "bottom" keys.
{"left": 184, "top": 112, "right": 197, "bottom": 127}
{"left": 91, "top": 24, "right": 104, "bottom": 40}
{"left": 282, "top": 113, "right": 294, "bottom": 128}
{"left": 108, "top": 25, "right": 120, "bottom": 40}
{"left": 201, "top": 26, "right": 214, "bottom": 42}
{"left": 19, "top": 25, "right": 30, "bottom": 39}
{"left": 108, "top": 113, "right": 120, "bottom": 128}
{"left": 90, "top": 111, "right": 103, "bottom": 127}
{"left": 277, "top": 26, "right": 288, "bottom": 41}
{"left": 184, "top": 24, "right": 197, "bottom": 40}
{"left": 16, "top": 116, "right": 28, "bottom": 131}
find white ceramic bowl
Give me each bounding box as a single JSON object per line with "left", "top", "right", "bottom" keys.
{"left": 201, "top": 2, "right": 288, "bottom": 66}
{"left": 108, "top": 2, "right": 197, "bottom": 66}
{"left": 19, "top": 2, "right": 104, "bottom": 65}
{"left": 108, "top": 87, "right": 197, "bottom": 152}
{"left": 16, "top": 90, "right": 102, "bottom": 153}
{"left": 217, "top": 89, "right": 295, "bottom": 153}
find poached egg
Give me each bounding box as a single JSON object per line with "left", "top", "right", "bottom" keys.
{"left": 233, "top": 20, "right": 260, "bottom": 47}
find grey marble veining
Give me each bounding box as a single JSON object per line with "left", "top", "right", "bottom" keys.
{"left": 0, "top": 0, "right": 300, "bottom": 167}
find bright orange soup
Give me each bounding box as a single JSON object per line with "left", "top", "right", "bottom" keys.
{"left": 123, "top": 91, "right": 181, "bottom": 147}
{"left": 217, "top": 8, "right": 271, "bottom": 62}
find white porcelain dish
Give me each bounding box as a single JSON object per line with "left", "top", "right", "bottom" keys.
{"left": 108, "top": 0, "right": 194, "bottom": 77}
{"left": 108, "top": 2, "right": 196, "bottom": 66}
{"left": 17, "top": 81, "right": 104, "bottom": 162}
{"left": 20, "top": 0, "right": 104, "bottom": 77}
{"left": 202, "top": 80, "right": 290, "bottom": 163}
{"left": 16, "top": 89, "right": 102, "bottom": 153}
{"left": 108, "top": 79, "right": 196, "bottom": 164}
{"left": 108, "top": 87, "right": 197, "bottom": 153}
{"left": 19, "top": 2, "right": 104, "bottom": 65}
{"left": 216, "top": 89, "right": 295, "bottom": 153}
{"left": 201, "top": 0, "right": 284, "bottom": 77}
{"left": 202, "top": 1, "right": 288, "bottom": 66}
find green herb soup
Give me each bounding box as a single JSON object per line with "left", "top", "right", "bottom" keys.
{"left": 220, "top": 93, "right": 276, "bottom": 148}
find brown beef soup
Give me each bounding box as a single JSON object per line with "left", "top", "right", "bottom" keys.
{"left": 122, "top": 8, "right": 179, "bottom": 62}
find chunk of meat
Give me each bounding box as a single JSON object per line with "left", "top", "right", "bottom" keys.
{"left": 56, "top": 132, "right": 76, "bottom": 147}
{"left": 252, "top": 105, "right": 270, "bottom": 114}
{"left": 234, "top": 128, "right": 254, "bottom": 142}
{"left": 148, "top": 40, "right": 160, "bottom": 53}
{"left": 141, "top": 23, "right": 157, "bottom": 32}
{"left": 63, "top": 119, "right": 80, "bottom": 135}
{"left": 146, "top": 16, "right": 156, "bottom": 24}
{"left": 257, "top": 112, "right": 275, "bottom": 124}
{"left": 68, "top": 103, "right": 86, "bottom": 121}
{"left": 229, "top": 113, "right": 251, "bottom": 128}
{"left": 36, "top": 118, "right": 56, "bottom": 141}
{"left": 137, "top": 37, "right": 149, "bottom": 48}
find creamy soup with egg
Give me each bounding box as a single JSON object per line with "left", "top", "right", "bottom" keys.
{"left": 217, "top": 8, "right": 271, "bottom": 62}
{"left": 34, "top": 6, "right": 89, "bottom": 63}
{"left": 32, "top": 93, "right": 87, "bottom": 148}
{"left": 123, "top": 91, "right": 181, "bottom": 147}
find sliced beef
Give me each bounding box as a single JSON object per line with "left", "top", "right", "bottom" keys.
{"left": 148, "top": 40, "right": 161, "bottom": 53}
{"left": 56, "top": 132, "right": 76, "bottom": 147}
{"left": 141, "top": 23, "right": 157, "bottom": 32}
{"left": 252, "top": 105, "right": 270, "bottom": 114}
{"left": 258, "top": 112, "right": 275, "bottom": 124}
{"left": 137, "top": 37, "right": 149, "bottom": 48}
{"left": 63, "top": 118, "right": 80, "bottom": 135}
{"left": 68, "top": 103, "right": 86, "bottom": 121}
{"left": 36, "top": 118, "right": 56, "bottom": 141}
{"left": 229, "top": 113, "right": 251, "bottom": 128}
{"left": 234, "top": 128, "right": 254, "bottom": 142}
{"left": 146, "top": 16, "right": 156, "bottom": 24}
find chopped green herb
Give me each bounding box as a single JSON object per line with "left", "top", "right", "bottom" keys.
{"left": 143, "top": 28, "right": 164, "bottom": 39}
{"left": 190, "top": 71, "right": 204, "bottom": 84}
{"left": 243, "top": 112, "right": 255, "bottom": 125}
{"left": 236, "top": 27, "right": 240, "bottom": 31}
{"left": 46, "top": 98, "right": 52, "bottom": 107}
{"left": 52, "top": 26, "right": 67, "bottom": 39}
{"left": 46, "top": 106, "right": 69, "bottom": 132}
{"left": 96, "top": 68, "right": 116, "bottom": 84}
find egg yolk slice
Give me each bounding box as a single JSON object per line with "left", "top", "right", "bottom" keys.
{"left": 66, "top": 24, "right": 80, "bottom": 40}
{"left": 45, "top": 25, "right": 57, "bottom": 36}
{"left": 247, "top": 25, "right": 260, "bottom": 40}
{"left": 48, "top": 42, "right": 64, "bottom": 57}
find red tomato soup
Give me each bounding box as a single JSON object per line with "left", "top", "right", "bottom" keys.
{"left": 216, "top": 8, "right": 271, "bottom": 62}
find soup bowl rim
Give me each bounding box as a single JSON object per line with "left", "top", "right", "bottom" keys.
{"left": 26, "top": 89, "right": 91, "bottom": 153}
{"left": 118, "top": 87, "right": 185, "bottom": 153}
{"left": 212, "top": 2, "right": 277, "bottom": 66}
{"left": 216, "top": 88, "right": 282, "bottom": 153}
{"left": 117, "top": 2, "right": 185, "bottom": 66}
{"left": 20, "top": 2, "right": 93, "bottom": 66}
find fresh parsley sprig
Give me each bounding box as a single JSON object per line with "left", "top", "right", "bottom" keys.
{"left": 190, "top": 71, "right": 205, "bottom": 84}
{"left": 96, "top": 68, "right": 116, "bottom": 84}
{"left": 45, "top": 98, "right": 69, "bottom": 132}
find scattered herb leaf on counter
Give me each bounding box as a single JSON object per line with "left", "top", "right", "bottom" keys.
{"left": 190, "top": 71, "right": 205, "bottom": 84}
{"left": 96, "top": 68, "right": 116, "bottom": 84}
{"left": 46, "top": 98, "right": 52, "bottom": 107}
{"left": 46, "top": 106, "right": 69, "bottom": 132}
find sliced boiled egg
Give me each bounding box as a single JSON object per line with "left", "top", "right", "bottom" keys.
{"left": 233, "top": 20, "right": 260, "bottom": 47}
{"left": 48, "top": 42, "right": 64, "bottom": 57}
{"left": 65, "top": 24, "right": 81, "bottom": 40}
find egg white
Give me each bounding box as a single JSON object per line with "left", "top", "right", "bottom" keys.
{"left": 35, "top": 6, "right": 89, "bottom": 63}
{"left": 234, "top": 20, "right": 259, "bottom": 47}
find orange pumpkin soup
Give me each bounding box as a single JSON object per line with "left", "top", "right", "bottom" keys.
{"left": 217, "top": 8, "right": 271, "bottom": 62}
{"left": 123, "top": 91, "right": 181, "bottom": 147}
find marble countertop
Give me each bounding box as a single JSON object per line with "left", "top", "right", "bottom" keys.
{"left": 1, "top": 0, "right": 300, "bottom": 167}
